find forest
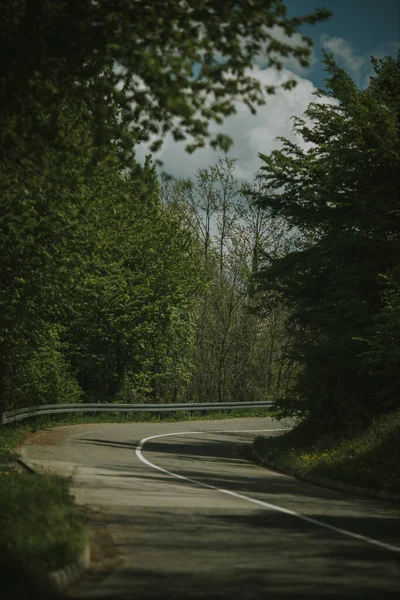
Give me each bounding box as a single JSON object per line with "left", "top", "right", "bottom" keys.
{"left": 1, "top": 1, "right": 399, "bottom": 432}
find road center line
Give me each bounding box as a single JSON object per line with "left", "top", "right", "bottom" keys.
{"left": 135, "top": 429, "right": 400, "bottom": 555}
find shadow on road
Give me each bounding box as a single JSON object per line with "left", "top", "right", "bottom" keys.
{"left": 62, "top": 504, "right": 400, "bottom": 600}
{"left": 14, "top": 431, "right": 398, "bottom": 600}
{"left": 75, "top": 434, "right": 400, "bottom": 513}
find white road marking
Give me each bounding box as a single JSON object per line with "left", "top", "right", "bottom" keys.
{"left": 136, "top": 429, "right": 400, "bottom": 555}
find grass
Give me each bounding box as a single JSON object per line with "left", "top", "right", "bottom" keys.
{"left": 253, "top": 410, "right": 400, "bottom": 494}
{"left": 0, "top": 454, "right": 86, "bottom": 596}
{"left": 0, "top": 422, "right": 86, "bottom": 590}
{"left": 0, "top": 474, "right": 85, "bottom": 575}
{"left": 0, "top": 423, "right": 32, "bottom": 470}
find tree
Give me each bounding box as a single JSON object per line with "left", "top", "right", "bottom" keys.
{"left": 0, "top": 1, "right": 334, "bottom": 413}
{"left": 0, "top": 1, "right": 333, "bottom": 411}
{"left": 237, "top": 176, "right": 295, "bottom": 402}
{"left": 0, "top": 0, "right": 331, "bottom": 163}
{"left": 0, "top": 95, "right": 206, "bottom": 410}
{"left": 255, "top": 52, "right": 400, "bottom": 427}
{"left": 361, "top": 272, "right": 400, "bottom": 412}
{"left": 162, "top": 158, "right": 293, "bottom": 404}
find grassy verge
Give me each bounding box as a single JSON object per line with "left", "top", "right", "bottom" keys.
{"left": 253, "top": 410, "right": 400, "bottom": 494}
{"left": 0, "top": 474, "right": 85, "bottom": 575}
{"left": 0, "top": 424, "right": 86, "bottom": 592}
{"left": 0, "top": 424, "right": 30, "bottom": 470}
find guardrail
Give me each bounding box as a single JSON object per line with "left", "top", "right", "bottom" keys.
{"left": 1, "top": 401, "right": 273, "bottom": 425}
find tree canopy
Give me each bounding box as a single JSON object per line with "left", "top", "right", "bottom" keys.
{"left": 0, "top": 95, "right": 205, "bottom": 412}
{"left": 255, "top": 51, "right": 400, "bottom": 427}
{"left": 1, "top": 0, "right": 331, "bottom": 162}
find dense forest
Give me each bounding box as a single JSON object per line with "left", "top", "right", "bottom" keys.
{"left": 1, "top": 2, "right": 399, "bottom": 431}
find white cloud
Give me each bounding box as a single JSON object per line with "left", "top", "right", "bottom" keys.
{"left": 320, "top": 36, "right": 400, "bottom": 89}
{"left": 135, "top": 66, "right": 338, "bottom": 181}
{"left": 321, "top": 35, "right": 365, "bottom": 82}
{"left": 251, "top": 26, "right": 317, "bottom": 75}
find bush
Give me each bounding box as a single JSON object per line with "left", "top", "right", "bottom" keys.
{"left": 0, "top": 473, "right": 86, "bottom": 577}
{"left": 253, "top": 410, "right": 400, "bottom": 493}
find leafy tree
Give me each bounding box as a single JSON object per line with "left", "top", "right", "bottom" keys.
{"left": 361, "top": 273, "right": 400, "bottom": 412}
{"left": 59, "top": 146, "right": 205, "bottom": 404}
{"left": 0, "top": 0, "right": 331, "bottom": 162}
{"left": 1, "top": 322, "right": 82, "bottom": 411}
{"left": 0, "top": 96, "right": 205, "bottom": 410}
{"left": 0, "top": 99, "right": 119, "bottom": 411}
{"left": 255, "top": 52, "right": 400, "bottom": 427}
{"left": 163, "top": 159, "right": 293, "bottom": 404}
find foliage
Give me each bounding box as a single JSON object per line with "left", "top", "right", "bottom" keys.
{"left": 253, "top": 410, "right": 400, "bottom": 493}
{"left": 0, "top": 1, "right": 332, "bottom": 414}
{"left": 1, "top": 323, "right": 83, "bottom": 411}
{"left": 0, "top": 426, "right": 30, "bottom": 468}
{"left": 0, "top": 473, "right": 86, "bottom": 578}
{"left": 0, "top": 96, "right": 205, "bottom": 410}
{"left": 0, "top": 1, "right": 331, "bottom": 161}
{"left": 255, "top": 52, "right": 400, "bottom": 426}
{"left": 360, "top": 272, "right": 400, "bottom": 409}
{"left": 161, "top": 158, "right": 294, "bottom": 404}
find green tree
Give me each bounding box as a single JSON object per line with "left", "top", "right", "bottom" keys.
{"left": 1, "top": 0, "right": 331, "bottom": 163}
{"left": 0, "top": 0, "right": 333, "bottom": 413}
{"left": 255, "top": 52, "right": 400, "bottom": 427}
{"left": 163, "top": 159, "right": 293, "bottom": 404}
{"left": 361, "top": 272, "right": 400, "bottom": 411}
{"left": 60, "top": 151, "right": 205, "bottom": 404}
{"left": 0, "top": 96, "right": 205, "bottom": 410}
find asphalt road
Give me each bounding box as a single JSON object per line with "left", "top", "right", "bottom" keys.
{"left": 21, "top": 417, "right": 400, "bottom": 599}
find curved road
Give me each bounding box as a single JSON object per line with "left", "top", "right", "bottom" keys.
{"left": 21, "top": 417, "right": 400, "bottom": 599}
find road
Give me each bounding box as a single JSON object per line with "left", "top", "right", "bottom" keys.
{"left": 20, "top": 417, "right": 400, "bottom": 599}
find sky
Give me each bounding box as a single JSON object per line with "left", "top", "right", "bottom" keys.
{"left": 135, "top": 0, "right": 400, "bottom": 182}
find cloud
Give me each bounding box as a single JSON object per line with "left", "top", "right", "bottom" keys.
{"left": 320, "top": 36, "right": 400, "bottom": 89}
{"left": 321, "top": 35, "right": 365, "bottom": 81}
{"left": 135, "top": 66, "right": 338, "bottom": 182}
{"left": 252, "top": 26, "right": 317, "bottom": 76}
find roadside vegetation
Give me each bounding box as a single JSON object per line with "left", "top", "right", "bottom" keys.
{"left": 253, "top": 411, "right": 400, "bottom": 494}
{"left": 0, "top": 474, "right": 85, "bottom": 577}
{"left": 0, "top": 425, "right": 27, "bottom": 469}
{"left": 0, "top": 1, "right": 328, "bottom": 418}
{"left": 5, "top": 408, "right": 272, "bottom": 429}
{"left": 249, "top": 49, "right": 400, "bottom": 495}
{"left": 0, "top": 441, "right": 86, "bottom": 596}
{"left": 0, "top": 425, "right": 86, "bottom": 594}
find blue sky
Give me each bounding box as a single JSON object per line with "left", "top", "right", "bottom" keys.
{"left": 286, "top": 0, "right": 400, "bottom": 89}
